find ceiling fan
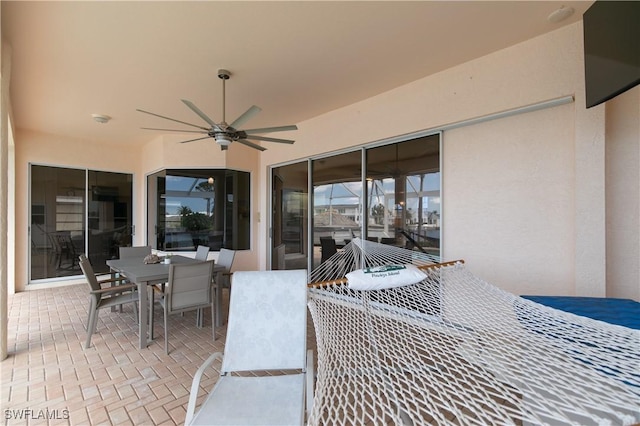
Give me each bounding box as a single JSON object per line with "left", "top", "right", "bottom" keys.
{"left": 137, "top": 69, "right": 297, "bottom": 151}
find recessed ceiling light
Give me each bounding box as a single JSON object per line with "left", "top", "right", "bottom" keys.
{"left": 91, "top": 114, "right": 111, "bottom": 124}
{"left": 548, "top": 6, "right": 574, "bottom": 23}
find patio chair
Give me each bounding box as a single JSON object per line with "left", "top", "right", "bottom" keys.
{"left": 185, "top": 269, "right": 313, "bottom": 425}
{"left": 195, "top": 245, "right": 210, "bottom": 261}
{"left": 215, "top": 248, "right": 236, "bottom": 288}
{"left": 194, "top": 245, "right": 212, "bottom": 324}
{"left": 79, "top": 255, "right": 139, "bottom": 349}
{"left": 213, "top": 248, "right": 236, "bottom": 324}
{"left": 49, "top": 231, "right": 78, "bottom": 270}
{"left": 116, "top": 246, "right": 151, "bottom": 311}
{"left": 119, "top": 245, "right": 151, "bottom": 259}
{"left": 320, "top": 237, "right": 338, "bottom": 263}
{"left": 273, "top": 243, "right": 286, "bottom": 270}
{"left": 157, "top": 260, "right": 216, "bottom": 354}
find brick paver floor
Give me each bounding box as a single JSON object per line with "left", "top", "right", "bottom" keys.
{"left": 2, "top": 282, "right": 314, "bottom": 425}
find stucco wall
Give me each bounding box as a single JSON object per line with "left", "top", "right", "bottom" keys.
{"left": 443, "top": 103, "right": 576, "bottom": 295}
{"left": 605, "top": 86, "right": 640, "bottom": 300}
{"left": 8, "top": 21, "right": 639, "bottom": 299}
{"left": 258, "top": 22, "right": 615, "bottom": 297}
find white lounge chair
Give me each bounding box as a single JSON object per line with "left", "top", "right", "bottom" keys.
{"left": 185, "top": 269, "right": 314, "bottom": 425}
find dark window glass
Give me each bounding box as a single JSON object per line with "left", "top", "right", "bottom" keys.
{"left": 271, "top": 161, "right": 309, "bottom": 270}
{"left": 149, "top": 169, "right": 250, "bottom": 252}
{"left": 30, "top": 165, "right": 133, "bottom": 280}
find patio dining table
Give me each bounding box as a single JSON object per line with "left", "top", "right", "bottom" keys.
{"left": 106, "top": 255, "right": 225, "bottom": 349}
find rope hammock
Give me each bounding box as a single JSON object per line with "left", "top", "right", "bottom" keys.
{"left": 306, "top": 238, "right": 640, "bottom": 425}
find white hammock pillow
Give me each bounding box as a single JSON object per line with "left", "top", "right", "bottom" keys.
{"left": 346, "top": 264, "right": 427, "bottom": 291}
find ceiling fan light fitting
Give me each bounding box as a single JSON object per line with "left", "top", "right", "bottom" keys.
{"left": 215, "top": 133, "right": 232, "bottom": 149}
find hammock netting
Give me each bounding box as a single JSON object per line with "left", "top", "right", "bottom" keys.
{"left": 306, "top": 238, "right": 640, "bottom": 425}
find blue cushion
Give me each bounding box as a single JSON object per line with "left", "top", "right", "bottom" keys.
{"left": 521, "top": 296, "right": 640, "bottom": 330}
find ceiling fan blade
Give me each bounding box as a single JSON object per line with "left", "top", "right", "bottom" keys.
{"left": 137, "top": 109, "right": 210, "bottom": 131}
{"left": 235, "top": 139, "right": 267, "bottom": 151}
{"left": 243, "top": 125, "right": 298, "bottom": 134}
{"left": 181, "top": 100, "right": 218, "bottom": 128}
{"left": 230, "top": 105, "right": 261, "bottom": 129}
{"left": 244, "top": 135, "right": 295, "bottom": 144}
{"left": 179, "top": 136, "right": 213, "bottom": 144}
{"left": 141, "top": 127, "right": 207, "bottom": 133}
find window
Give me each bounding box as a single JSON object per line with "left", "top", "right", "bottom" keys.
{"left": 148, "top": 169, "right": 250, "bottom": 252}
{"left": 269, "top": 133, "right": 440, "bottom": 270}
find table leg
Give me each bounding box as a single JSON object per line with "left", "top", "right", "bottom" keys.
{"left": 149, "top": 286, "right": 155, "bottom": 340}
{"left": 138, "top": 281, "right": 149, "bottom": 349}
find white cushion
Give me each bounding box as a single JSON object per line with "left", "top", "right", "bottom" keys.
{"left": 190, "top": 374, "right": 305, "bottom": 425}
{"left": 346, "top": 264, "right": 427, "bottom": 290}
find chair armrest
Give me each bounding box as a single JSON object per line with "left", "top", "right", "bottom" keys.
{"left": 185, "top": 352, "right": 223, "bottom": 425}
{"left": 306, "top": 349, "right": 315, "bottom": 420}
{"left": 97, "top": 276, "right": 129, "bottom": 286}
{"left": 89, "top": 283, "right": 137, "bottom": 295}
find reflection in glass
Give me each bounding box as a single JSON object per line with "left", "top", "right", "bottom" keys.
{"left": 30, "top": 165, "right": 86, "bottom": 280}
{"left": 269, "top": 134, "right": 440, "bottom": 271}
{"left": 87, "top": 170, "right": 133, "bottom": 273}
{"left": 313, "top": 151, "right": 362, "bottom": 269}
{"left": 271, "top": 161, "right": 309, "bottom": 270}
{"left": 30, "top": 166, "right": 133, "bottom": 279}
{"left": 365, "top": 135, "right": 440, "bottom": 257}
{"left": 148, "top": 169, "right": 250, "bottom": 252}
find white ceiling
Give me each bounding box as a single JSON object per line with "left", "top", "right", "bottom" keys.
{"left": 2, "top": 1, "right": 593, "bottom": 148}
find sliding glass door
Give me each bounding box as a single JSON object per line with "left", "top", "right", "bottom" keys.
{"left": 271, "top": 161, "right": 309, "bottom": 270}
{"left": 312, "top": 151, "right": 363, "bottom": 270}
{"left": 365, "top": 135, "right": 440, "bottom": 256}
{"left": 269, "top": 132, "right": 441, "bottom": 271}
{"left": 30, "top": 165, "right": 133, "bottom": 281}
{"left": 87, "top": 170, "right": 134, "bottom": 272}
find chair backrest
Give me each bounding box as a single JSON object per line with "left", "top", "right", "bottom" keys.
{"left": 222, "top": 269, "right": 308, "bottom": 373}
{"left": 274, "top": 243, "right": 286, "bottom": 270}
{"left": 48, "top": 232, "right": 63, "bottom": 252}
{"left": 79, "top": 256, "right": 101, "bottom": 292}
{"left": 320, "top": 237, "right": 337, "bottom": 263}
{"left": 217, "top": 248, "right": 236, "bottom": 271}
{"left": 195, "top": 245, "right": 210, "bottom": 261}
{"left": 119, "top": 245, "right": 151, "bottom": 259}
{"left": 166, "top": 261, "right": 214, "bottom": 313}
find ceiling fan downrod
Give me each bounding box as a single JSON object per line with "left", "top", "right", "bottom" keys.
{"left": 218, "top": 69, "right": 230, "bottom": 124}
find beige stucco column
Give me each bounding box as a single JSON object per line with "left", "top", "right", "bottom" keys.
{"left": 0, "top": 40, "right": 12, "bottom": 361}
